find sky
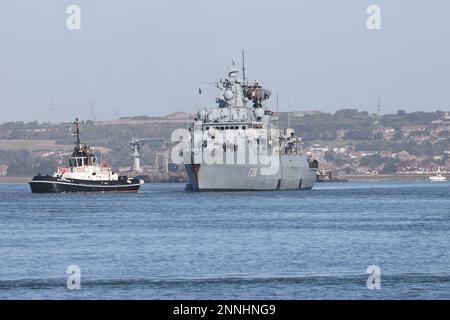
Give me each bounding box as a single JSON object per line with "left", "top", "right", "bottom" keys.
{"left": 0, "top": 0, "right": 449, "bottom": 122}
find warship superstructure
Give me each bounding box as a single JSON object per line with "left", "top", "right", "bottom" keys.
{"left": 183, "top": 57, "right": 318, "bottom": 191}
{"left": 29, "top": 119, "right": 143, "bottom": 193}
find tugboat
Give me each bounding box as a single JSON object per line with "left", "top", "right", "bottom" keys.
{"left": 29, "top": 118, "right": 143, "bottom": 193}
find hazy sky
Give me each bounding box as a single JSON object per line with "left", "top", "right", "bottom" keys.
{"left": 0, "top": 0, "right": 449, "bottom": 122}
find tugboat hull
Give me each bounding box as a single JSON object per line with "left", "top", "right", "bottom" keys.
{"left": 29, "top": 176, "right": 142, "bottom": 193}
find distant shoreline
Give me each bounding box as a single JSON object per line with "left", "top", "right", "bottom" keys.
{"left": 343, "top": 174, "right": 431, "bottom": 181}
{"left": 0, "top": 176, "right": 32, "bottom": 183}
{"left": 0, "top": 174, "right": 438, "bottom": 184}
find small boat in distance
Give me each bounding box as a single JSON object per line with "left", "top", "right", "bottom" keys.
{"left": 29, "top": 118, "right": 143, "bottom": 193}
{"left": 428, "top": 171, "right": 447, "bottom": 182}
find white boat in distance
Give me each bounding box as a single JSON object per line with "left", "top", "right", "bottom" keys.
{"left": 428, "top": 172, "right": 447, "bottom": 182}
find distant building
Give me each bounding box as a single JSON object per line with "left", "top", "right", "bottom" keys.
{"left": 383, "top": 128, "right": 396, "bottom": 140}
{"left": 393, "top": 151, "right": 417, "bottom": 162}
{"left": 333, "top": 147, "right": 346, "bottom": 154}
{"left": 401, "top": 125, "right": 427, "bottom": 135}
{"left": 360, "top": 151, "right": 377, "bottom": 157}
{"left": 309, "top": 144, "right": 329, "bottom": 152}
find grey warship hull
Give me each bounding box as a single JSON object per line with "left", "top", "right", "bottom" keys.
{"left": 185, "top": 155, "right": 317, "bottom": 191}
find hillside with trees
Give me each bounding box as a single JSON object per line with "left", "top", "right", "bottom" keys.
{"left": 1, "top": 109, "right": 450, "bottom": 176}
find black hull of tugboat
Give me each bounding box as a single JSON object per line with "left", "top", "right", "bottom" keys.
{"left": 29, "top": 176, "right": 142, "bottom": 193}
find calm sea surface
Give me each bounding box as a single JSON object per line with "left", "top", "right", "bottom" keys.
{"left": 0, "top": 181, "right": 449, "bottom": 299}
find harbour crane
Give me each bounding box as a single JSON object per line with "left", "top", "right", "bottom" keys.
{"left": 154, "top": 151, "right": 169, "bottom": 174}
{"left": 130, "top": 138, "right": 166, "bottom": 172}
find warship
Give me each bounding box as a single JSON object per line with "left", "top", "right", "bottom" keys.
{"left": 183, "top": 55, "right": 318, "bottom": 191}
{"left": 29, "top": 119, "right": 143, "bottom": 193}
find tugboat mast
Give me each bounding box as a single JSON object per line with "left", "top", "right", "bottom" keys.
{"left": 73, "top": 118, "right": 82, "bottom": 147}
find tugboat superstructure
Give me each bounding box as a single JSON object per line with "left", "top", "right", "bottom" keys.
{"left": 29, "top": 119, "right": 143, "bottom": 193}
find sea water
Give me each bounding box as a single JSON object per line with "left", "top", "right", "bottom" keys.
{"left": 0, "top": 181, "right": 449, "bottom": 299}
